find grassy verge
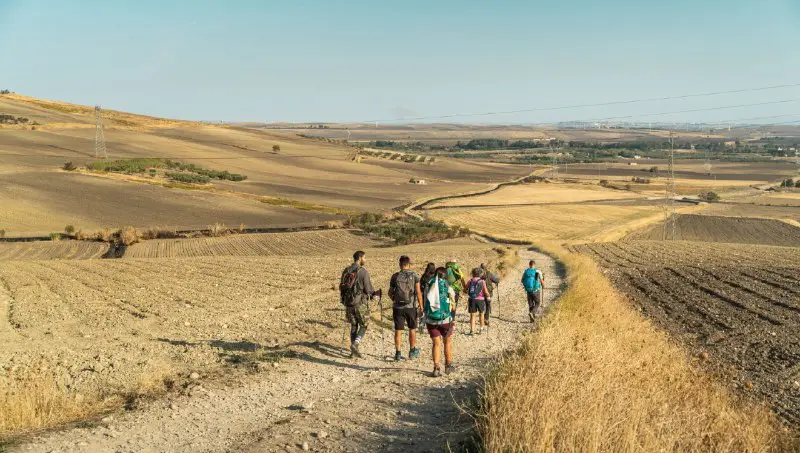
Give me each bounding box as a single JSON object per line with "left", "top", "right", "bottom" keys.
{"left": 0, "top": 364, "right": 172, "bottom": 442}
{"left": 480, "top": 242, "right": 795, "bottom": 452}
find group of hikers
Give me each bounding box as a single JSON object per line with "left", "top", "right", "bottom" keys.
{"left": 340, "top": 251, "right": 545, "bottom": 377}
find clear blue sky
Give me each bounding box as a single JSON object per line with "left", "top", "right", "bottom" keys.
{"left": 1, "top": 0, "right": 798, "bottom": 124}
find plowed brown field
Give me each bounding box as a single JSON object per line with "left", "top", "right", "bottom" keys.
{"left": 122, "top": 230, "right": 377, "bottom": 259}
{"left": 0, "top": 241, "right": 108, "bottom": 261}
{"left": 575, "top": 240, "right": 800, "bottom": 426}
{"left": 626, "top": 214, "right": 800, "bottom": 246}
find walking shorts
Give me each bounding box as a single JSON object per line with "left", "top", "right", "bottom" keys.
{"left": 527, "top": 290, "right": 542, "bottom": 312}
{"left": 468, "top": 298, "right": 486, "bottom": 313}
{"left": 393, "top": 307, "right": 418, "bottom": 330}
{"left": 427, "top": 322, "right": 453, "bottom": 338}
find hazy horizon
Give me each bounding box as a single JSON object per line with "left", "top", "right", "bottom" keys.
{"left": 1, "top": 1, "right": 799, "bottom": 125}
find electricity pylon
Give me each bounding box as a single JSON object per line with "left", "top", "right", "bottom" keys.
{"left": 662, "top": 132, "right": 677, "bottom": 240}
{"left": 94, "top": 105, "right": 108, "bottom": 159}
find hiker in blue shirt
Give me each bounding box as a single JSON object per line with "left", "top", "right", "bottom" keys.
{"left": 521, "top": 260, "right": 545, "bottom": 322}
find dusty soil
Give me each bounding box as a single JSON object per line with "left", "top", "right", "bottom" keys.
{"left": 122, "top": 230, "right": 377, "bottom": 259}
{"left": 626, "top": 214, "right": 800, "bottom": 246}
{"left": 699, "top": 203, "right": 800, "bottom": 222}
{"left": 575, "top": 240, "right": 800, "bottom": 427}
{"left": 4, "top": 241, "right": 562, "bottom": 452}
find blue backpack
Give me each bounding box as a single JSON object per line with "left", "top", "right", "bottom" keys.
{"left": 424, "top": 277, "right": 451, "bottom": 322}
{"left": 522, "top": 268, "right": 541, "bottom": 293}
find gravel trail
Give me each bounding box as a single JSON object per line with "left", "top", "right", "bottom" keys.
{"left": 14, "top": 248, "right": 563, "bottom": 453}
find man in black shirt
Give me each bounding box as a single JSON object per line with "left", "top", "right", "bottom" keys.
{"left": 389, "top": 255, "right": 423, "bottom": 361}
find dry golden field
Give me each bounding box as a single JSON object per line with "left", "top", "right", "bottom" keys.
{"left": 0, "top": 95, "right": 529, "bottom": 237}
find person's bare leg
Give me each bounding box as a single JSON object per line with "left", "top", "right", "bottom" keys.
{"left": 409, "top": 329, "right": 417, "bottom": 350}
{"left": 444, "top": 335, "right": 452, "bottom": 365}
{"left": 394, "top": 330, "right": 402, "bottom": 353}
{"left": 469, "top": 312, "right": 475, "bottom": 332}
{"left": 479, "top": 309, "right": 485, "bottom": 329}
{"left": 432, "top": 336, "right": 442, "bottom": 367}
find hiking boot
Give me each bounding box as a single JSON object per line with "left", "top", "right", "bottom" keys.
{"left": 409, "top": 348, "right": 421, "bottom": 359}
{"left": 432, "top": 365, "right": 443, "bottom": 378}
{"left": 350, "top": 343, "right": 362, "bottom": 359}
{"left": 394, "top": 351, "right": 404, "bottom": 362}
{"left": 484, "top": 318, "right": 490, "bottom": 327}
{"left": 529, "top": 310, "right": 536, "bottom": 323}
{"left": 445, "top": 364, "right": 456, "bottom": 375}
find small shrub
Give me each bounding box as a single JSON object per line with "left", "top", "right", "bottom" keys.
{"left": 165, "top": 172, "right": 211, "bottom": 184}
{"left": 208, "top": 222, "right": 229, "bottom": 237}
{"left": 139, "top": 226, "right": 179, "bottom": 240}
{"left": 699, "top": 191, "right": 721, "bottom": 202}
{"left": 795, "top": 180, "right": 800, "bottom": 188}
{"left": 49, "top": 233, "right": 61, "bottom": 241}
{"left": 272, "top": 144, "right": 280, "bottom": 152}
{"left": 599, "top": 180, "right": 610, "bottom": 187}
{"left": 64, "top": 225, "right": 76, "bottom": 235}
{"left": 238, "top": 223, "right": 245, "bottom": 233}
{"left": 62, "top": 161, "right": 77, "bottom": 171}
{"left": 0, "top": 89, "right": 9, "bottom": 95}
{"left": 0, "top": 229, "right": 5, "bottom": 238}
{"left": 118, "top": 226, "right": 140, "bottom": 246}
{"left": 148, "top": 168, "right": 157, "bottom": 177}
{"left": 649, "top": 166, "right": 659, "bottom": 173}
{"left": 780, "top": 178, "right": 795, "bottom": 188}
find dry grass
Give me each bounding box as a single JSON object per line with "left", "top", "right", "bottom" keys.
{"left": 481, "top": 243, "right": 795, "bottom": 452}
{"left": 0, "top": 376, "right": 100, "bottom": 440}
{"left": 0, "top": 362, "right": 172, "bottom": 440}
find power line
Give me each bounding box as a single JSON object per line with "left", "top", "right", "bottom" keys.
{"left": 363, "top": 82, "right": 800, "bottom": 123}
{"left": 572, "top": 99, "right": 797, "bottom": 124}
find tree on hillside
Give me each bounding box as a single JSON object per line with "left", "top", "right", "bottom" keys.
{"left": 272, "top": 144, "right": 281, "bottom": 152}
{"left": 0, "top": 89, "right": 10, "bottom": 95}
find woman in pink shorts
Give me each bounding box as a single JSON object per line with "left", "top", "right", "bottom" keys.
{"left": 423, "top": 267, "right": 456, "bottom": 377}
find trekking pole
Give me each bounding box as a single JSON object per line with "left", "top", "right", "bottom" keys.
{"left": 342, "top": 308, "right": 348, "bottom": 347}
{"left": 377, "top": 290, "right": 386, "bottom": 359}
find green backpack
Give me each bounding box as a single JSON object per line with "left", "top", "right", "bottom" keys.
{"left": 446, "top": 262, "right": 464, "bottom": 292}
{"left": 424, "top": 277, "right": 451, "bottom": 322}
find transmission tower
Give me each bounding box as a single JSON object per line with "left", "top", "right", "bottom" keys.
{"left": 94, "top": 105, "right": 108, "bottom": 159}
{"left": 662, "top": 131, "right": 677, "bottom": 240}
{"left": 551, "top": 155, "right": 559, "bottom": 180}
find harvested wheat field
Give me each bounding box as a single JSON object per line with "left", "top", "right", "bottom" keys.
{"left": 1, "top": 233, "right": 550, "bottom": 452}
{"left": 430, "top": 203, "right": 661, "bottom": 242}
{"left": 575, "top": 240, "right": 800, "bottom": 427}
{"left": 429, "top": 181, "right": 641, "bottom": 208}
{"left": 626, "top": 214, "right": 800, "bottom": 246}
{"left": 122, "top": 230, "right": 376, "bottom": 258}
{"left": 0, "top": 241, "right": 108, "bottom": 261}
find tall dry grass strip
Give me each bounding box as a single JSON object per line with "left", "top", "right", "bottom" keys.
{"left": 481, "top": 243, "right": 795, "bottom": 452}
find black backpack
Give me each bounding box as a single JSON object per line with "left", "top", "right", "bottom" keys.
{"left": 340, "top": 265, "right": 360, "bottom": 307}
{"left": 390, "top": 271, "right": 416, "bottom": 306}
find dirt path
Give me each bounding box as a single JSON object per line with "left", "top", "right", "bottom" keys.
{"left": 13, "top": 249, "right": 562, "bottom": 453}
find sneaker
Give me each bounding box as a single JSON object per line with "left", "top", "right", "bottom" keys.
{"left": 409, "top": 348, "right": 421, "bottom": 359}
{"left": 445, "top": 364, "right": 456, "bottom": 375}
{"left": 529, "top": 311, "right": 536, "bottom": 323}
{"left": 476, "top": 328, "right": 483, "bottom": 335}
{"left": 350, "top": 343, "right": 362, "bottom": 359}
{"left": 484, "top": 318, "right": 490, "bottom": 327}
{"left": 432, "top": 365, "right": 443, "bottom": 378}
{"left": 394, "top": 351, "right": 404, "bottom": 361}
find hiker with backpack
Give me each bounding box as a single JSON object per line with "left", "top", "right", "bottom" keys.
{"left": 424, "top": 266, "right": 457, "bottom": 377}
{"left": 479, "top": 263, "right": 500, "bottom": 327}
{"left": 419, "top": 262, "right": 437, "bottom": 334}
{"left": 340, "top": 250, "right": 378, "bottom": 358}
{"left": 521, "top": 260, "right": 545, "bottom": 322}
{"left": 445, "top": 258, "right": 466, "bottom": 322}
{"left": 388, "top": 256, "right": 423, "bottom": 361}
{"left": 467, "top": 268, "right": 490, "bottom": 335}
